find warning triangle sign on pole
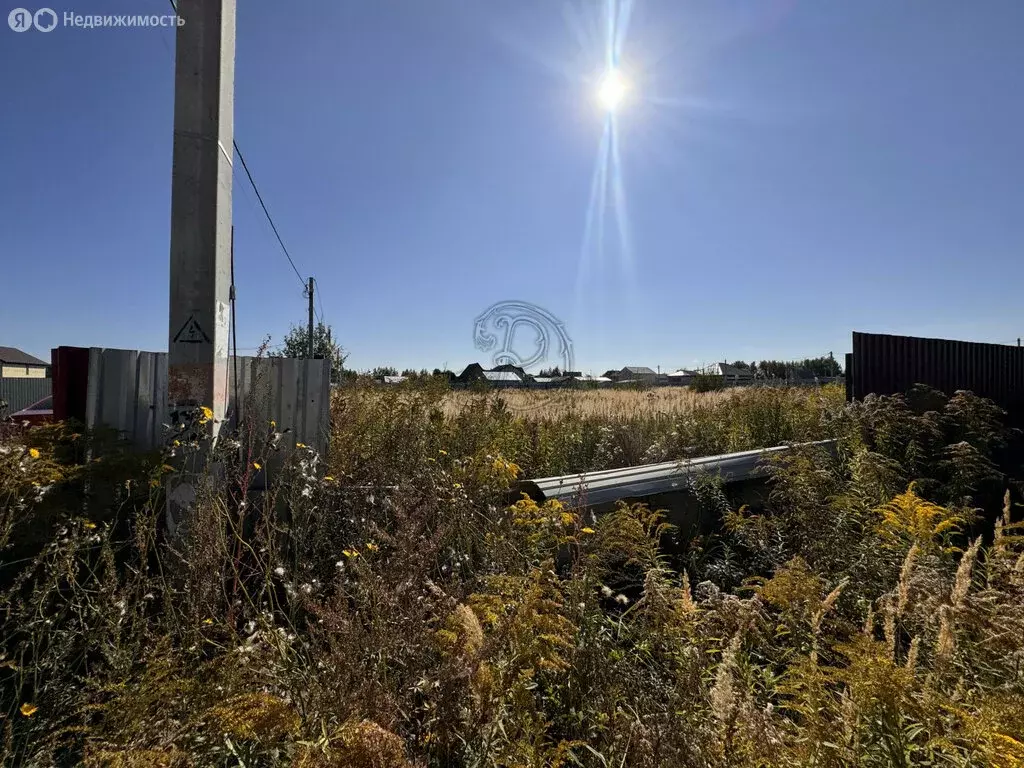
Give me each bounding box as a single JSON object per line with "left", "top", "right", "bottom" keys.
{"left": 173, "top": 314, "right": 211, "bottom": 344}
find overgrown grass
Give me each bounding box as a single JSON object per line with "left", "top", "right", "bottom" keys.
{"left": 1, "top": 384, "right": 1022, "bottom": 766}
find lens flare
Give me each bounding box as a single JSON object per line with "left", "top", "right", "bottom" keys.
{"left": 596, "top": 69, "right": 627, "bottom": 112}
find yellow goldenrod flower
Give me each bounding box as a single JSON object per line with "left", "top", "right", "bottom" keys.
{"left": 343, "top": 549, "right": 359, "bottom": 559}
{"left": 172, "top": 440, "right": 180, "bottom": 447}
{"left": 199, "top": 406, "right": 213, "bottom": 424}
{"left": 83, "top": 521, "right": 96, "bottom": 530}
{"left": 253, "top": 462, "right": 262, "bottom": 470}
{"left": 203, "top": 618, "right": 213, "bottom": 625}
{"left": 366, "top": 542, "right": 379, "bottom": 552}
{"left": 453, "top": 483, "right": 462, "bottom": 489}
{"left": 296, "top": 442, "right": 307, "bottom": 449}
{"left": 28, "top": 448, "right": 40, "bottom": 459}
{"left": 581, "top": 527, "right": 596, "bottom": 534}
{"left": 20, "top": 703, "right": 37, "bottom": 717}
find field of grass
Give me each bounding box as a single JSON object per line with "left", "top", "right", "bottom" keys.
{"left": 440, "top": 386, "right": 732, "bottom": 419}
{"left": 2, "top": 382, "right": 1024, "bottom": 766}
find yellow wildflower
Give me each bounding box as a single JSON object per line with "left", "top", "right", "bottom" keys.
{"left": 324, "top": 475, "right": 335, "bottom": 482}
{"left": 28, "top": 448, "right": 40, "bottom": 460}
{"left": 296, "top": 442, "right": 307, "bottom": 449}
{"left": 343, "top": 549, "right": 359, "bottom": 559}
{"left": 150, "top": 479, "right": 160, "bottom": 488}
{"left": 270, "top": 420, "right": 276, "bottom": 429}
{"left": 83, "top": 521, "right": 96, "bottom": 530}
{"left": 199, "top": 406, "right": 213, "bottom": 424}
{"left": 172, "top": 439, "right": 180, "bottom": 447}
{"left": 366, "top": 542, "right": 379, "bottom": 552}
{"left": 203, "top": 618, "right": 213, "bottom": 625}
{"left": 20, "top": 703, "right": 37, "bottom": 717}
{"left": 581, "top": 527, "right": 595, "bottom": 535}
{"left": 253, "top": 462, "right": 262, "bottom": 471}
{"left": 438, "top": 449, "right": 448, "bottom": 455}
{"left": 453, "top": 483, "right": 462, "bottom": 489}
{"left": 162, "top": 464, "right": 175, "bottom": 473}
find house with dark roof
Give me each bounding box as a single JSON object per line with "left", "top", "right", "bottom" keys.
{"left": 456, "top": 363, "right": 526, "bottom": 388}
{"left": 713, "top": 363, "right": 754, "bottom": 385}
{"left": 611, "top": 366, "right": 658, "bottom": 384}
{"left": 0, "top": 347, "right": 49, "bottom": 379}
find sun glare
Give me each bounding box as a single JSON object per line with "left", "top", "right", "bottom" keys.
{"left": 596, "top": 69, "right": 627, "bottom": 112}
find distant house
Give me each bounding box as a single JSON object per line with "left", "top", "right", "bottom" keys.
{"left": 491, "top": 363, "right": 528, "bottom": 381}
{"left": 532, "top": 376, "right": 566, "bottom": 388}
{"left": 713, "top": 363, "right": 754, "bottom": 385}
{"left": 665, "top": 369, "right": 697, "bottom": 386}
{"left": 0, "top": 347, "right": 48, "bottom": 379}
{"left": 457, "top": 363, "right": 487, "bottom": 384}
{"left": 457, "top": 363, "right": 525, "bottom": 387}
{"left": 482, "top": 371, "right": 524, "bottom": 386}
{"left": 611, "top": 366, "right": 658, "bottom": 384}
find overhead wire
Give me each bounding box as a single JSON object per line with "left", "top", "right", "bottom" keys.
{"left": 161, "top": 0, "right": 330, "bottom": 364}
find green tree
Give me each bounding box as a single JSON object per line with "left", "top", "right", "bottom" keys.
{"left": 271, "top": 322, "right": 348, "bottom": 384}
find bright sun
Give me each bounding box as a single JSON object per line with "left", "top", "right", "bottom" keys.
{"left": 596, "top": 69, "right": 627, "bottom": 112}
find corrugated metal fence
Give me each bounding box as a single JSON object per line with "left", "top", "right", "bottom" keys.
{"left": 68, "top": 347, "right": 330, "bottom": 455}
{"left": 0, "top": 377, "right": 52, "bottom": 413}
{"left": 848, "top": 332, "right": 1024, "bottom": 425}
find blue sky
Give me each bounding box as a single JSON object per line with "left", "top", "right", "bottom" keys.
{"left": 2, "top": 0, "right": 1022, "bottom": 374}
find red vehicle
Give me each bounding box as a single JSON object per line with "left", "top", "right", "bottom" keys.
{"left": 7, "top": 395, "right": 54, "bottom": 426}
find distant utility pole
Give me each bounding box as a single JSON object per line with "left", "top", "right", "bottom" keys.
{"left": 167, "top": 0, "right": 236, "bottom": 438}
{"left": 307, "top": 277, "right": 315, "bottom": 359}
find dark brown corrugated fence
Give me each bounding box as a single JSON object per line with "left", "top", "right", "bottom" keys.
{"left": 850, "top": 332, "right": 1024, "bottom": 426}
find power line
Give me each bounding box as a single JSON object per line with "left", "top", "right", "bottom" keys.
{"left": 232, "top": 142, "right": 307, "bottom": 290}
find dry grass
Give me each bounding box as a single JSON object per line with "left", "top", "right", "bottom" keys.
{"left": 2, "top": 385, "right": 1022, "bottom": 767}
{"left": 441, "top": 386, "right": 732, "bottom": 419}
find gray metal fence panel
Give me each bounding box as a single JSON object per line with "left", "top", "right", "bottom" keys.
{"left": 83, "top": 349, "right": 330, "bottom": 455}
{"left": 0, "top": 377, "right": 52, "bottom": 413}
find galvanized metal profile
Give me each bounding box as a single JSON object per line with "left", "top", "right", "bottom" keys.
{"left": 82, "top": 347, "right": 330, "bottom": 456}
{"left": 520, "top": 440, "right": 837, "bottom": 508}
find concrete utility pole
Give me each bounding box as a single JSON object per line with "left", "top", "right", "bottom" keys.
{"left": 167, "top": 0, "right": 237, "bottom": 440}
{"left": 307, "top": 277, "right": 315, "bottom": 359}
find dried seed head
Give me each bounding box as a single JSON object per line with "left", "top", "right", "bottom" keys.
{"left": 905, "top": 636, "right": 920, "bottom": 671}
{"left": 952, "top": 535, "right": 982, "bottom": 608}
{"left": 680, "top": 571, "right": 697, "bottom": 614}
{"left": 884, "top": 600, "right": 898, "bottom": 661}
{"left": 711, "top": 634, "right": 741, "bottom": 727}
{"left": 863, "top": 605, "right": 875, "bottom": 637}
{"left": 936, "top": 605, "right": 955, "bottom": 659}
{"left": 897, "top": 544, "right": 918, "bottom": 617}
